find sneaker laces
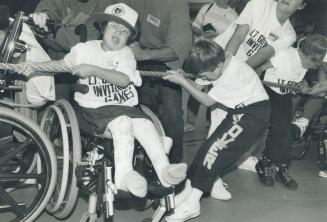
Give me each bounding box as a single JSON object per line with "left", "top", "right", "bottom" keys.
{"left": 292, "top": 118, "right": 309, "bottom": 138}
{"left": 264, "top": 165, "right": 276, "bottom": 177}
{"left": 279, "top": 166, "right": 293, "bottom": 182}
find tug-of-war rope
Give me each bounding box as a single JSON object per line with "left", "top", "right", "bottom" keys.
{"left": 0, "top": 62, "right": 326, "bottom": 100}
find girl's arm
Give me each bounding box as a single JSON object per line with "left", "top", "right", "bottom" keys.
{"left": 163, "top": 71, "right": 216, "bottom": 107}
{"left": 255, "top": 59, "right": 273, "bottom": 76}
{"left": 16, "top": 60, "right": 130, "bottom": 87}
{"left": 73, "top": 64, "right": 130, "bottom": 87}
{"left": 224, "top": 24, "right": 249, "bottom": 57}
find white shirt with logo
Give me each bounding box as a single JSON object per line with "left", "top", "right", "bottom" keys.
{"left": 64, "top": 40, "right": 142, "bottom": 108}
{"left": 264, "top": 47, "right": 307, "bottom": 95}
{"left": 215, "top": 0, "right": 296, "bottom": 62}
{"left": 197, "top": 56, "right": 268, "bottom": 109}
{"left": 192, "top": 3, "right": 238, "bottom": 35}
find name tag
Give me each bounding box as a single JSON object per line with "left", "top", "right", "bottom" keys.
{"left": 147, "top": 14, "right": 160, "bottom": 27}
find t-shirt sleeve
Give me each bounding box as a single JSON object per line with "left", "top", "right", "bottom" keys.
{"left": 192, "top": 4, "right": 210, "bottom": 29}
{"left": 166, "top": 0, "right": 192, "bottom": 68}
{"left": 115, "top": 48, "right": 142, "bottom": 87}
{"left": 63, "top": 42, "right": 85, "bottom": 67}
{"left": 270, "top": 21, "right": 296, "bottom": 53}
{"left": 234, "top": 0, "right": 259, "bottom": 26}
{"left": 269, "top": 50, "right": 290, "bottom": 75}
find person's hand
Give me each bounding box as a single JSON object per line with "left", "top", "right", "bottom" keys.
{"left": 73, "top": 64, "right": 96, "bottom": 79}
{"left": 162, "top": 70, "right": 186, "bottom": 85}
{"left": 129, "top": 42, "right": 149, "bottom": 61}
{"left": 14, "top": 62, "right": 36, "bottom": 77}
{"left": 30, "top": 12, "right": 50, "bottom": 32}
{"left": 306, "top": 81, "right": 327, "bottom": 96}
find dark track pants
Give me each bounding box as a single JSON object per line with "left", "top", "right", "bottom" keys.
{"left": 188, "top": 101, "right": 270, "bottom": 193}
{"left": 263, "top": 87, "right": 293, "bottom": 164}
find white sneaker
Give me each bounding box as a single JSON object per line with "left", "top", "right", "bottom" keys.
{"left": 210, "top": 178, "right": 232, "bottom": 200}
{"left": 238, "top": 156, "right": 258, "bottom": 173}
{"left": 318, "top": 170, "right": 327, "bottom": 178}
{"left": 165, "top": 199, "right": 200, "bottom": 222}
{"left": 292, "top": 117, "right": 309, "bottom": 138}
{"left": 174, "top": 179, "right": 192, "bottom": 206}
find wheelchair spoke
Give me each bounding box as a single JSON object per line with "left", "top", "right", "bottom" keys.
{"left": 0, "top": 139, "right": 33, "bottom": 168}
{"left": 0, "top": 184, "right": 26, "bottom": 217}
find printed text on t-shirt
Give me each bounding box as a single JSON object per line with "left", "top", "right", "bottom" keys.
{"left": 246, "top": 30, "right": 268, "bottom": 57}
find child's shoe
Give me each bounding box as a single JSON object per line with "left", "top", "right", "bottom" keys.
{"left": 238, "top": 156, "right": 258, "bottom": 172}
{"left": 318, "top": 170, "right": 327, "bottom": 178}
{"left": 292, "top": 117, "right": 309, "bottom": 141}
{"left": 275, "top": 164, "right": 298, "bottom": 190}
{"left": 165, "top": 198, "right": 200, "bottom": 222}
{"left": 255, "top": 156, "right": 276, "bottom": 186}
{"left": 210, "top": 178, "right": 232, "bottom": 200}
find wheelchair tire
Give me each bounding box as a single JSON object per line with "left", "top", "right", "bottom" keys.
{"left": 41, "top": 99, "right": 81, "bottom": 219}
{"left": 0, "top": 107, "right": 57, "bottom": 222}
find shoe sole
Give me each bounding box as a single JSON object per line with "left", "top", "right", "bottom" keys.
{"left": 165, "top": 210, "right": 201, "bottom": 222}
{"left": 275, "top": 175, "right": 298, "bottom": 190}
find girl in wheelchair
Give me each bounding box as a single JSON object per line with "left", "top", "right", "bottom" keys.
{"left": 13, "top": 3, "right": 187, "bottom": 198}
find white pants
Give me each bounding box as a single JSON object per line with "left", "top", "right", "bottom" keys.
{"left": 106, "top": 115, "right": 171, "bottom": 188}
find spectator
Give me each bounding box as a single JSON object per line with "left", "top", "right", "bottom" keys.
{"left": 120, "top": 0, "right": 192, "bottom": 163}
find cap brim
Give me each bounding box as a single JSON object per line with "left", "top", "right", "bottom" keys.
{"left": 93, "top": 14, "right": 135, "bottom": 33}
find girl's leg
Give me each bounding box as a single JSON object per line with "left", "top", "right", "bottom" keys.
{"left": 132, "top": 118, "right": 187, "bottom": 187}
{"left": 107, "top": 115, "right": 147, "bottom": 197}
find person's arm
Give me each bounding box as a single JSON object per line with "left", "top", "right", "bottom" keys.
{"left": 245, "top": 45, "right": 275, "bottom": 68}
{"left": 224, "top": 24, "right": 249, "bottom": 57}
{"left": 15, "top": 60, "right": 130, "bottom": 87}
{"left": 191, "top": 25, "right": 203, "bottom": 38}
{"left": 254, "top": 57, "right": 273, "bottom": 76}
{"left": 130, "top": 43, "right": 178, "bottom": 62}
{"left": 163, "top": 71, "right": 216, "bottom": 107}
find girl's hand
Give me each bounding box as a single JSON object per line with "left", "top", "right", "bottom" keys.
{"left": 162, "top": 70, "right": 186, "bottom": 85}
{"left": 73, "top": 64, "right": 96, "bottom": 79}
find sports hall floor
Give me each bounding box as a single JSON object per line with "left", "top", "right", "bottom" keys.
{"left": 34, "top": 100, "right": 327, "bottom": 222}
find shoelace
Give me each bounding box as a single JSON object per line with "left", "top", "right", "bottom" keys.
{"left": 280, "top": 167, "right": 293, "bottom": 182}
{"left": 264, "top": 166, "right": 276, "bottom": 177}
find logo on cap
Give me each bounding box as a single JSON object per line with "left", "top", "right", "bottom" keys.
{"left": 112, "top": 6, "right": 125, "bottom": 16}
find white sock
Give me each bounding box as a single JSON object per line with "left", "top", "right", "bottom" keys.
{"left": 188, "top": 188, "right": 203, "bottom": 203}
{"left": 122, "top": 171, "right": 147, "bottom": 198}
{"left": 161, "top": 163, "right": 187, "bottom": 186}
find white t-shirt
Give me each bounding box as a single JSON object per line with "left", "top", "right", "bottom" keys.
{"left": 197, "top": 56, "right": 268, "bottom": 109}
{"left": 192, "top": 3, "right": 238, "bottom": 35}
{"left": 64, "top": 40, "right": 142, "bottom": 108}
{"left": 264, "top": 47, "right": 307, "bottom": 94}
{"left": 19, "top": 23, "right": 55, "bottom": 104}
{"left": 215, "top": 0, "right": 296, "bottom": 62}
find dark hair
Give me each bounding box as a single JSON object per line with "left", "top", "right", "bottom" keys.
{"left": 183, "top": 38, "right": 225, "bottom": 76}
{"left": 299, "top": 33, "right": 327, "bottom": 59}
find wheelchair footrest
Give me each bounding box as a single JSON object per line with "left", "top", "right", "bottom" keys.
{"left": 147, "top": 185, "right": 174, "bottom": 198}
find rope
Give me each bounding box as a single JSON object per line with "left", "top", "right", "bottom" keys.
{"left": 1, "top": 63, "right": 326, "bottom": 99}
{"left": 0, "top": 98, "right": 46, "bottom": 108}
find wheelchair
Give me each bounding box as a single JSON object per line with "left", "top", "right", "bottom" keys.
{"left": 291, "top": 102, "right": 327, "bottom": 173}
{"left": 0, "top": 11, "right": 177, "bottom": 222}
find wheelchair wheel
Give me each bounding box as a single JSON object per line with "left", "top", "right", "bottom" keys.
{"left": 0, "top": 106, "right": 57, "bottom": 222}
{"left": 40, "top": 99, "right": 81, "bottom": 219}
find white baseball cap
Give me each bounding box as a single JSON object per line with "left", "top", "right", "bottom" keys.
{"left": 94, "top": 3, "right": 138, "bottom": 33}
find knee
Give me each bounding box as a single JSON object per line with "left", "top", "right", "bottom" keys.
{"left": 108, "top": 115, "right": 133, "bottom": 135}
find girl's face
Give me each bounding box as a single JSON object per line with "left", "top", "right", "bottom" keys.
{"left": 198, "top": 63, "right": 224, "bottom": 81}
{"left": 277, "top": 0, "right": 306, "bottom": 15}
{"left": 300, "top": 52, "right": 325, "bottom": 70}
{"left": 102, "top": 21, "right": 131, "bottom": 51}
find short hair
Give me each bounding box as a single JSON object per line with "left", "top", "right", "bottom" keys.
{"left": 183, "top": 38, "right": 225, "bottom": 76}
{"left": 298, "top": 33, "right": 327, "bottom": 60}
